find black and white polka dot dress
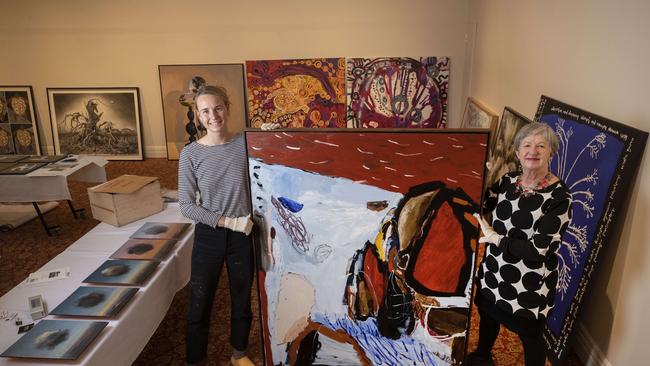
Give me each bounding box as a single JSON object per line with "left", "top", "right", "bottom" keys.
{"left": 476, "top": 172, "right": 572, "bottom": 320}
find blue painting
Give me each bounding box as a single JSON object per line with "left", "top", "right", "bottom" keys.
{"left": 535, "top": 95, "right": 648, "bottom": 364}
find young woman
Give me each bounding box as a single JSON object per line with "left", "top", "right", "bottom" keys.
{"left": 178, "top": 84, "right": 254, "bottom": 366}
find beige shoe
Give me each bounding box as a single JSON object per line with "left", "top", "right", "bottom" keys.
{"left": 230, "top": 355, "right": 255, "bottom": 366}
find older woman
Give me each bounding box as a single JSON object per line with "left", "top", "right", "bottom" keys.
{"left": 468, "top": 122, "right": 572, "bottom": 366}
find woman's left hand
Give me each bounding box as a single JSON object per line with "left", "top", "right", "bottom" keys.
{"left": 473, "top": 213, "right": 502, "bottom": 245}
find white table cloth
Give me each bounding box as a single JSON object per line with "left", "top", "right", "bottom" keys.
{"left": 0, "top": 203, "right": 194, "bottom": 365}
{"left": 0, "top": 156, "right": 108, "bottom": 203}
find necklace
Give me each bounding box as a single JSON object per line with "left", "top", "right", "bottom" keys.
{"left": 514, "top": 173, "right": 552, "bottom": 197}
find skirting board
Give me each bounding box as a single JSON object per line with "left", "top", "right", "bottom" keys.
{"left": 144, "top": 146, "right": 167, "bottom": 158}
{"left": 574, "top": 323, "right": 611, "bottom": 366}
{"left": 43, "top": 146, "right": 168, "bottom": 158}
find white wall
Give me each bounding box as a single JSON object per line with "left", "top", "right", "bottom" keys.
{"left": 0, "top": 0, "right": 470, "bottom": 157}
{"left": 468, "top": 1, "right": 650, "bottom": 365}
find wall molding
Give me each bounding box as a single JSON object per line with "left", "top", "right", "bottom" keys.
{"left": 144, "top": 146, "right": 167, "bottom": 159}
{"left": 573, "top": 323, "right": 611, "bottom": 366}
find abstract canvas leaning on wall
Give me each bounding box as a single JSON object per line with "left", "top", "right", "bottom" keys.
{"left": 246, "top": 129, "right": 489, "bottom": 365}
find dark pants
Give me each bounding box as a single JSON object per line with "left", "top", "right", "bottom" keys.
{"left": 186, "top": 223, "right": 253, "bottom": 364}
{"left": 475, "top": 294, "right": 546, "bottom": 366}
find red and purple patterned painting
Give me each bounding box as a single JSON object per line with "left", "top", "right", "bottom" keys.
{"left": 346, "top": 57, "right": 449, "bottom": 129}
{"left": 245, "top": 58, "right": 347, "bottom": 129}
{"left": 246, "top": 130, "right": 488, "bottom": 365}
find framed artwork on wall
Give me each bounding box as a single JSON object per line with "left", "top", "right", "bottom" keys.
{"left": 346, "top": 57, "right": 449, "bottom": 128}
{"left": 0, "top": 86, "right": 41, "bottom": 155}
{"left": 245, "top": 58, "right": 347, "bottom": 129}
{"left": 46, "top": 88, "right": 143, "bottom": 160}
{"left": 535, "top": 95, "right": 648, "bottom": 365}
{"left": 158, "top": 64, "right": 247, "bottom": 160}
{"left": 246, "top": 129, "right": 489, "bottom": 365}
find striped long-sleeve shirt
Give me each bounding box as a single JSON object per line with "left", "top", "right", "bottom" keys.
{"left": 178, "top": 134, "right": 250, "bottom": 227}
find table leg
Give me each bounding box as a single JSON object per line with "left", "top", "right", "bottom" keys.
{"left": 67, "top": 200, "right": 86, "bottom": 219}
{"left": 32, "top": 202, "right": 60, "bottom": 236}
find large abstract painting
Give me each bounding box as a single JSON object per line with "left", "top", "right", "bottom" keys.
{"left": 47, "top": 88, "right": 143, "bottom": 160}
{"left": 485, "top": 107, "right": 531, "bottom": 188}
{"left": 346, "top": 57, "right": 449, "bottom": 128}
{"left": 159, "top": 64, "right": 247, "bottom": 159}
{"left": 0, "top": 86, "right": 41, "bottom": 155}
{"left": 246, "top": 129, "right": 489, "bottom": 365}
{"left": 245, "top": 58, "right": 347, "bottom": 129}
{"left": 535, "top": 96, "right": 648, "bottom": 364}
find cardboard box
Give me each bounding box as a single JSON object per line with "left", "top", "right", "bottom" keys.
{"left": 88, "top": 175, "right": 163, "bottom": 227}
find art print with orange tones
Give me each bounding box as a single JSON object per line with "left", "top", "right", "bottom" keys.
{"left": 245, "top": 58, "right": 347, "bottom": 129}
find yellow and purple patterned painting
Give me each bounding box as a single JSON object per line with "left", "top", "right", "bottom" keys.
{"left": 245, "top": 58, "right": 347, "bottom": 129}
{"left": 346, "top": 57, "right": 449, "bottom": 128}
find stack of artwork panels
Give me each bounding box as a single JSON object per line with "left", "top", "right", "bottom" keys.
{"left": 0, "top": 86, "right": 41, "bottom": 155}
{"left": 159, "top": 64, "right": 247, "bottom": 160}
{"left": 110, "top": 238, "right": 176, "bottom": 261}
{"left": 0, "top": 320, "right": 107, "bottom": 360}
{"left": 21, "top": 155, "right": 67, "bottom": 163}
{"left": 51, "top": 287, "right": 138, "bottom": 317}
{"left": 130, "top": 222, "right": 191, "bottom": 241}
{"left": 246, "top": 58, "right": 347, "bottom": 129}
{"left": 535, "top": 96, "right": 648, "bottom": 365}
{"left": 246, "top": 130, "right": 488, "bottom": 365}
{"left": 346, "top": 57, "right": 449, "bottom": 128}
{"left": 47, "top": 88, "right": 143, "bottom": 160}
{"left": 0, "top": 162, "right": 46, "bottom": 175}
{"left": 83, "top": 259, "right": 158, "bottom": 286}
{"left": 485, "top": 107, "right": 531, "bottom": 188}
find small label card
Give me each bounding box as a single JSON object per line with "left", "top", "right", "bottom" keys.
{"left": 25, "top": 267, "right": 71, "bottom": 285}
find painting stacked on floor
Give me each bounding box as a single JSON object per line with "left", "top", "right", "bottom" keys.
{"left": 535, "top": 95, "right": 648, "bottom": 364}
{"left": 246, "top": 130, "right": 488, "bottom": 365}
{"left": 0, "top": 86, "right": 40, "bottom": 155}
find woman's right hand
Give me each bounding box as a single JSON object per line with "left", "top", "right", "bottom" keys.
{"left": 223, "top": 214, "right": 254, "bottom": 235}
{"left": 473, "top": 213, "right": 502, "bottom": 245}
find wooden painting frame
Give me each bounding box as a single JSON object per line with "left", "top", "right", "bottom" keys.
{"left": 46, "top": 87, "right": 143, "bottom": 160}
{"left": 460, "top": 97, "right": 498, "bottom": 136}
{"left": 0, "top": 85, "right": 41, "bottom": 155}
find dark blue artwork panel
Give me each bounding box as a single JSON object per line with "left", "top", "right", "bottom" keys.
{"left": 535, "top": 95, "right": 647, "bottom": 365}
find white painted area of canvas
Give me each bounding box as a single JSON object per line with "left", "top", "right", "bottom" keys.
{"left": 252, "top": 160, "right": 474, "bottom": 365}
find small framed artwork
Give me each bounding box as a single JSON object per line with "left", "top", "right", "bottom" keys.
{"left": 130, "top": 222, "right": 191, "bottom": 241}
{"left": 51, "top": 286, "right": 138, "bottom": 318}
{"left": 83, "top": 259, "right": 158, "bottom": 286}
{"left": 46, "top": 87, "right": 143, "bottom": 160}
{"left": 158, "top": 64, "right": 247, "bottom": 160}
{"left": 460, "top": 97, "right": 499, "bottom": 133}
{"left": 21, "top": 155, "right": 67, "bottom": 163}
{"left": 0, "top": 319, "right": 108, "bottom": 360}
{"left": 0, "top": 86, "right": 41, "bottom": 155}
{"left": 110, "top": 238, "right": 177, "bottom": 261}
{"left": 0, "top": 154, "right": 27, "bottom": 163}
{"left": 0, "top": 162, "right": 46, "bottom": 175}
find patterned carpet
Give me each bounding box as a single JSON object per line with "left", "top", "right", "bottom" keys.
{"left": 0, "top": 159, "right": 583, "bottom": 366}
